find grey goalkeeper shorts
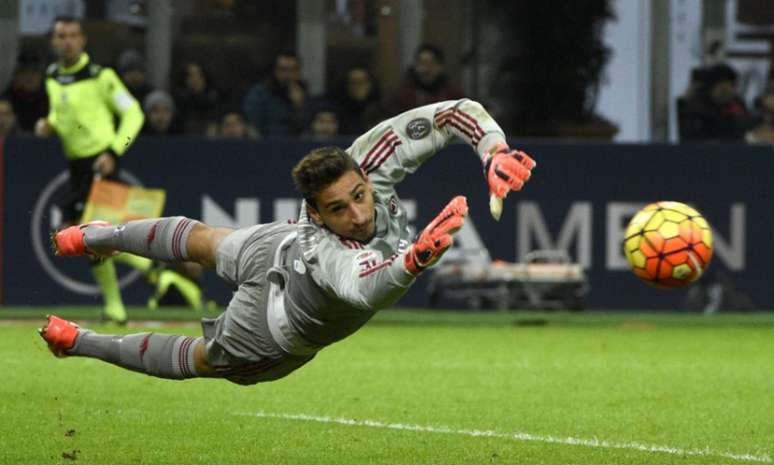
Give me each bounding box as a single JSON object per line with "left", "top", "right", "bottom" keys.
{"left": 200, "top": 221, "right": 315, "bottom": 385}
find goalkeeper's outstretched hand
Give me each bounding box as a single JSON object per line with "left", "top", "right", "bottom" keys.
{"left": 484, "top": 142, "right": 536, "bottom": 220}
{"left": 405, "top": 196, "right": 468, "bottom": 276}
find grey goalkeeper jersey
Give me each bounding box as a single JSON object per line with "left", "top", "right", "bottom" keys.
{"left": 266, "top": 99, "right": 507, "bottom": 355}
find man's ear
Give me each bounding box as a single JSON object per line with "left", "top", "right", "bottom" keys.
{"left": 307, "top": 204, "right": 323, "bottom": 225}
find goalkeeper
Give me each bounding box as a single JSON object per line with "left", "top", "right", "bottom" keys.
{"left": 39, "top": 99, "right": 535, "bottom": 385}
{"left": 34, "top": 16, "right": 144, "bottom": 324}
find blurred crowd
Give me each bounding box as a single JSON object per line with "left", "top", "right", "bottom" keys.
{"left": 677, "top": 61, "right": 774, "bottom": 144}
{"left": 2, "top": 38, "right": 773, "bottom": 144}
{"left": 0, "top": 42, "right": 463, "bottom": 142}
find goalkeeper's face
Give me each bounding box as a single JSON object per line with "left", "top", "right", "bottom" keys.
{"left": 309, "top": 170, "right": 376, "bottom": 243}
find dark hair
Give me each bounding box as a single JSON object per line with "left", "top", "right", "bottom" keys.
{"left": 342, "top": 65, "right": 379, "bottom": 96}
{"left": 276, "top": 49, "right": 299, "bottom": 63}
{"left": 703, "top": 63, "right": 738, "bottom": 87}
{"left": 51, "top": 15, "right": 83, "bottom": 32}
{"left": 179, "top": 60, "right": 211, "bottom": 89}
{"left": 346, "top": 64, "right": 373, "bottom": 80}
{"left": 415, "top": 43, "right": 445, "bottom": 64}
{"left": 217, "top": 105, "right": 246, "bottom": 120}
{"left": 308, "top": 98, "right": 340, "bottom": 118}
{"left": 292, "top": 146, "right": 362, "bottom": 208}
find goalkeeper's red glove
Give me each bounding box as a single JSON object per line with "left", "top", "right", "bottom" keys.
{"left": 483, "top": 142, "right": 536, "bottom": 199}
{"left": 405, "top": 196, "right": 469, "bottom": 276}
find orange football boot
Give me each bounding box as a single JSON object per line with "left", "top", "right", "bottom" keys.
{"left": 38, "top": 315, "right": 80, "bottom": 357}
{"left": 52, "top": 221, "right": 113, "bottom": 257}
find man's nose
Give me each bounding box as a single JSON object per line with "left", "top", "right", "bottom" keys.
{"left": 349, "top": 205, "right": 366, "bottom": 225}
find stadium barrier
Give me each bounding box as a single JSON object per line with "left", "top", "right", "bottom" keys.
{"left": 2, "top": 136, "right": 773, "bottom": 310}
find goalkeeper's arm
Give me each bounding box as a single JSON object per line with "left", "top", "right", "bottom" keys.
{"left": 317, "top": 196, "right": 469, "bottom": 311}
{"left": 346, "top": 99, "right": 536, "bottom": 215}
{"left": 404, "top": 195, "right": 468, "bottom": 275}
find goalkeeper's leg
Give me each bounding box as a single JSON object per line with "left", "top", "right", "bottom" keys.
{"left": 54, "top": 217, "right": 233, "bottom": 268}
{"left": 39, "top": 315, "right": 218, "bottom": 380}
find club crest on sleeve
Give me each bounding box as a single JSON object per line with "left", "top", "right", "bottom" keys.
{"left": 406, "top": 118, "right": 431, "bottom": 140}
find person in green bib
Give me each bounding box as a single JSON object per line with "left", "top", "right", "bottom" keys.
{"left": 35, "top": 16, "right": 144, "bottom": 323}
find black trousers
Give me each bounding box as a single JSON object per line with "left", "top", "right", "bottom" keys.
{"left": 61, "top": 153, "right": 121, "bottom": 225}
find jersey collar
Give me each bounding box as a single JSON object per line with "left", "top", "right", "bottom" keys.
{"left": 59, "top": 53, "right": 90, "bottom": 75}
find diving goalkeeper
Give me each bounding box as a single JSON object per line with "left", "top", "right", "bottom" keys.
{"left": 39, "top": 99, "right": 535, "bottom": 385}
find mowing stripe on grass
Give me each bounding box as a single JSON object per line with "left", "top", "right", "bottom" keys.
{"left": 236, "top": 411, "right": 772, "bottom": 463}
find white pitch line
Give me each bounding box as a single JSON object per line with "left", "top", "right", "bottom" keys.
{"left": 235, "top": 411, "right": 772, "bottom": 463}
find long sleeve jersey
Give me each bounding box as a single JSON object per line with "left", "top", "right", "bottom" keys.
{"left": 267, "top": 99, "right": 507, "bottom": 355}
{"left": 44, "top": 53, "right": 144, "bottom": 159}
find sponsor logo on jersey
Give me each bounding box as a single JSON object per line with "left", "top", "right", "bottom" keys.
{"left": 406, "top": 117, "right": 431, "bottom": 140}
{"left": 355, "top": 250, "right": 378, "bottom": 262}
{"left": 355, "top": 250, "right": 380, "bottom": 275}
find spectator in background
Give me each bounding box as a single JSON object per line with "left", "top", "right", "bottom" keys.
{"left": 214, "top": 109, "right": 259, "bottom": 140}
{"left": 2, "top": 50, "right": 48, "bottom": 133}
{"left": 242, "top": 50, "right": 309, "bottom": 136}
{"left": 304, "top": 100, "right": 340, "bottom": 140}
{"left": 746, "top": 85, "right": 774, "bottom": 144}
{"left": 334, "top": 65, "right": 385, "bottom": 135}
{"left": 390, "top": 44, "right": 464, "bottom": 114}
{"left": 142, "top": 90, "right": 181, "bottom": 135}
{"left": 678, "top": 63, "right": 754, "bottom": 141}
{"left": 117, "top": 49, "right": 152, "bottom": 104}
{"left": 0, "top": 98, "right": 19, "bottom": 138}
{"left": 174, "top": 61, "right": 221, "bottom": 134}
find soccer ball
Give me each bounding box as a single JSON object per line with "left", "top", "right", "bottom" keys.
{"left": 623, "top": 201, "right": 713, "bottom": 288}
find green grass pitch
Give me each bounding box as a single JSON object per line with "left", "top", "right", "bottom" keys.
{"left": 1, "top": 308, "right": 773, "bottom": 465}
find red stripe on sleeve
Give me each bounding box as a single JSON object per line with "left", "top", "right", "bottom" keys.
{"left": 360, "top": 130, "right": 394, "bottom": 170}
{"left": 436, "top": 107, "right": 486, "bottom": 144}
{"left": 365, "top": 138, "right": 402, "bottom": 174}
{"left": 362, "top": 133, "right": 399, "bottom": 173}
{"left": 453, "top": 109, "right": 486, "bottom": 140}
{"left": 445, "top": 117, "right": 479, "bottom": 144}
